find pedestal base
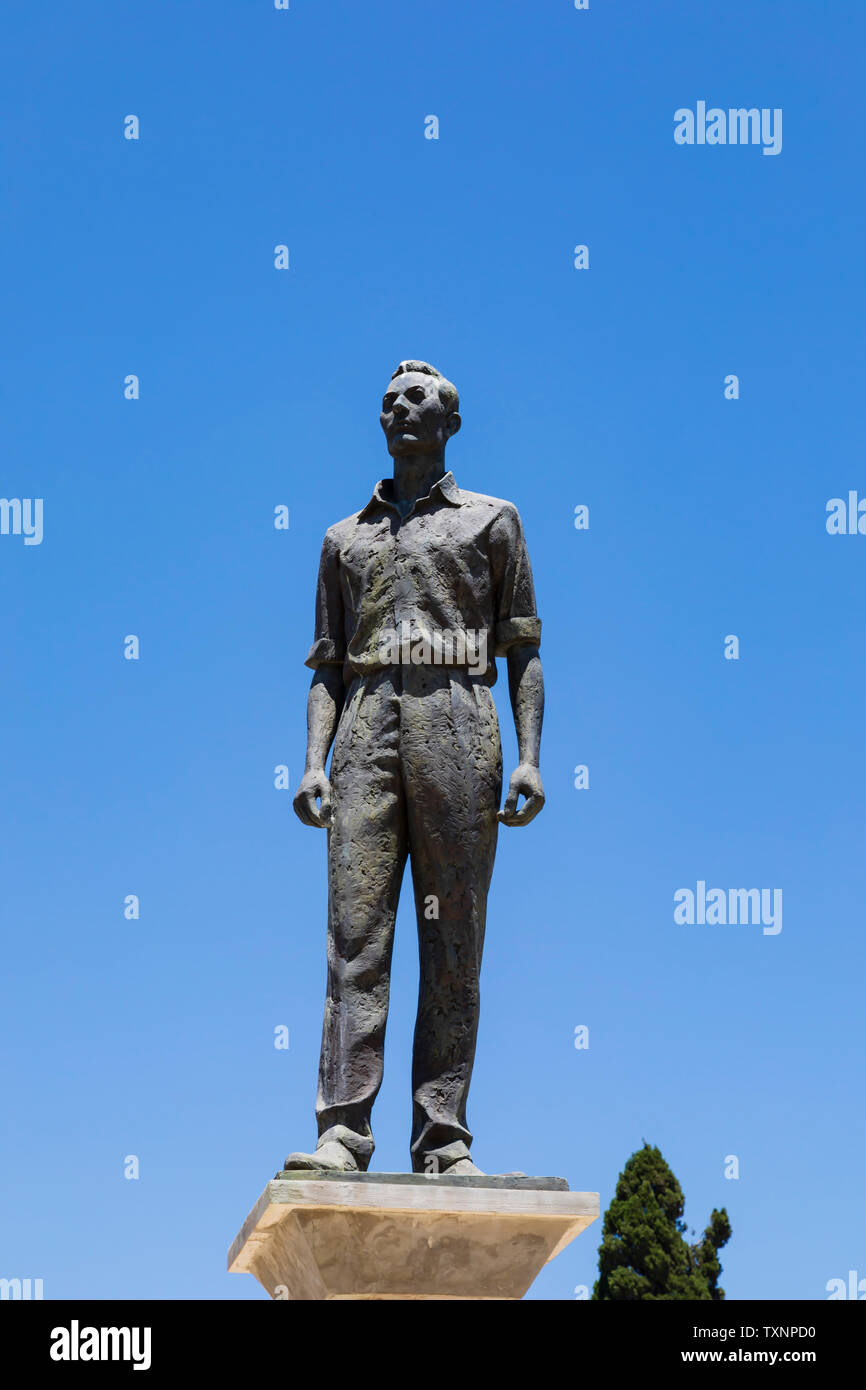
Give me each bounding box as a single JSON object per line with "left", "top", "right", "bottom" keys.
{"left": 228, "top": 1173, "right": 599, "bottom": 1300}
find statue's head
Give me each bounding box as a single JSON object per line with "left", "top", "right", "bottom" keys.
{"left": 380, "top": 360, "right": 461, "bottom": 458}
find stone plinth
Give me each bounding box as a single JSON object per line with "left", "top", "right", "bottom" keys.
{"left": 228, "top": 1172, "right": 599, "bottom": 1300}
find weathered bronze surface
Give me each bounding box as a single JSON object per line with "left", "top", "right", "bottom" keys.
{"left": 287, "top": 361, "right": 545, "bottom": 1176}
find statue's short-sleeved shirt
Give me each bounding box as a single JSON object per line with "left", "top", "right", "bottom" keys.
{"left": 305, "top": 471, "right": 541, "bottom": 686}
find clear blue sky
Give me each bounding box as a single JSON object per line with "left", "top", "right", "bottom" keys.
{"left": 2, "top": 0, "right": 863, "bottom": 1301}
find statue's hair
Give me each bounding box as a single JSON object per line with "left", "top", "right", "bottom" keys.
{"left": 390, "top": 360, "right": 459, "bottom": 416}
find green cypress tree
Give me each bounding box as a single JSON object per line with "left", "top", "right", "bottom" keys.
{"left": 592, "top": 1143, "right": 731, "bottom": 1300}
{"left": 693, "top": 1206, "right": 732, "bottom": 1300}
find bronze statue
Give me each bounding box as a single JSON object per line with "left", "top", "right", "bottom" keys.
{"left": 286, "top": 361, "right": 544, "bottom": 1176}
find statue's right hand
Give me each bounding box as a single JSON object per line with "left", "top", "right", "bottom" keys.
{"left": 293, "top": 768, "right": 332, "bottom": 829}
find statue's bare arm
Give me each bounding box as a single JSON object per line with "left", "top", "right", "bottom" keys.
{"left": 293, "top": 666, "right": 345, "bottom": 828}
{"left": 498, "top": 642, "right": 545, "bottom": 827}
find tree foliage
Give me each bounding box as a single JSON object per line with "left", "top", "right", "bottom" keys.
{"left": 592, "top": 1143, "right": 731, "bottom": 1300}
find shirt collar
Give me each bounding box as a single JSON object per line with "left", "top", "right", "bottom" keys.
{"left": 359, "top": 470, "right": 463, "bottom": 518}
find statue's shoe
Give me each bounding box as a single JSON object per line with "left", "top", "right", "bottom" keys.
{"left": 283, "top": 1139, "right": 360, "bottom": 1173}
{"left": 439, "top": 1156, "right": 485, "bottom": 1176}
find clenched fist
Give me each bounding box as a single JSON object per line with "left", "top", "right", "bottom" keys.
{"left": 293, "top": 767, "right": 332, "bottom": 829}
{"left": 497, "top": 762, "right": 545, "bottom": 827}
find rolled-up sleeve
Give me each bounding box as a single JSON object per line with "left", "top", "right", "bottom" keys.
{"left": 304, "top": 528, "right": 347, "bottom": 670}
{"left": 490, "top": 504, "right": 542, "bottom": 655}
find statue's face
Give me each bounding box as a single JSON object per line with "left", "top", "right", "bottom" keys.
{"left": 380, "top": 371, "right": 459, "bottom": 457}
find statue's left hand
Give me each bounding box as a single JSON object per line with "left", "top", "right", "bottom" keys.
{"left": 497, "top": 763, "right": 545, "bottom": 827}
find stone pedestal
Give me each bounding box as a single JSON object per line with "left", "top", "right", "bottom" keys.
{"left": 228, "top": 1172, "right": 599, "bottom": 1300}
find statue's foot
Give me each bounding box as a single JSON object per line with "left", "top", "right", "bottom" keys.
{"left": 283, "top": 1139, "right": 360, "bottom": 1173}
{"left": 416, "top": 1141, "right": 486, "bottom": 1177}
{"left": 440, "top": 1156, "right": 485, "bottom": 1176}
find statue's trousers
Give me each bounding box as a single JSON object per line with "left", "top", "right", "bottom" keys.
{"left": 314, "top": 664, "right": 502, "bottom": 1171}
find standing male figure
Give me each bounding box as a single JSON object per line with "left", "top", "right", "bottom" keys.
{"left": 287, "top": 360, "right": 545, "bottom": 1177}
